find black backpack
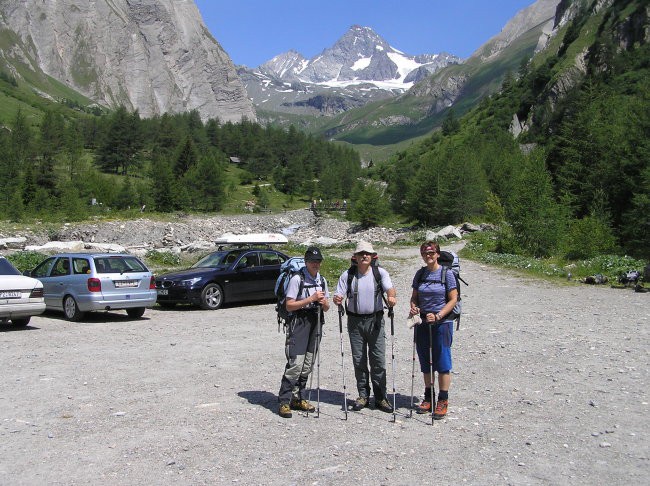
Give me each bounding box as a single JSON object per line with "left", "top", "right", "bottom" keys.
{"left": 345, "top": 254, "right": 387, "bottom": 312}
{"left": 415, "top": 250, "right": 467, "bottom": 330}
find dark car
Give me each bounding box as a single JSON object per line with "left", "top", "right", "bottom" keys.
{"left": 155, "top": 247, "right": 288, "bottom": 310}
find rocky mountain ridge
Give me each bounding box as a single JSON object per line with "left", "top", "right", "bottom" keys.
{"left": 239, "top": 25, "right": 461, "bottom": 117}
{"left": 0, "top": 0, "right": 255, "bottom": 122}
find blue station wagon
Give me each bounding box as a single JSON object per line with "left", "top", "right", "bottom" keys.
{"left": 29, "top": 253, "right": 157, "bottom": 321}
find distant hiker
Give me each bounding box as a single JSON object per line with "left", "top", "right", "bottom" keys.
{"left": 278, "top": 246, "right": 330, "bottom": 418}
{"left": 333, "top": 241, "right": 397, "bottom": 413}
{"left": 408, "top": 241, "right": 458, "bottom": 420}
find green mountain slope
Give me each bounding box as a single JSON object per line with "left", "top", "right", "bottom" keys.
{"left": 318, "top": 18, "right": 552, "bottom": 152}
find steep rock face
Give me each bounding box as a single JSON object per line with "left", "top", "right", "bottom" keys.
{"left": 407, "top": 0, "right": 561, "bottom": 116}
{"left": 470, "top": 0, "right": 561, "bottom": 61}
{"left": 0, "top": 0, "right": 255, "bottom": 122}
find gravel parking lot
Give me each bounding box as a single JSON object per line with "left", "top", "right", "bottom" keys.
{"left": 1, "top": 245, "right": 648, "bottom": 485}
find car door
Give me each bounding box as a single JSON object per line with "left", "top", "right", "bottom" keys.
{"left": 35, "top": 257, "right": 70, "bottom": 309}
{"left": 226, "top": 251, "right": 261, "bottom": 301}
{"left": 258, "top": 251, "right": 285, "bottom": 299}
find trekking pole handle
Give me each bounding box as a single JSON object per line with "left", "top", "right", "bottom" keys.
{"left": 337, "top": 305, "right": 344, "bottom": 332}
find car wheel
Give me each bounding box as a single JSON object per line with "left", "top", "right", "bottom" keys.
{"left": 126, "top": 307, "right": 146, "bottom": 318}
{"left": 11, "top": 317, "right": 30, "bottom": 327}
{"left": 158, "top": 302, "right": 176, "bottom": 309}
{"left": 63, "top": 295, "right": 85, "bottom": 321}
{"left": 200, "top": 283, "right": 223, "bottom": 310}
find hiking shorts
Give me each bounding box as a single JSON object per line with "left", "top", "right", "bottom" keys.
{"left": 414, "top": 320, "right": 453, "bottom": 373}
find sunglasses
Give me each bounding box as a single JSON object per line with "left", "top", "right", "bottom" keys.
{"left": 421, "top": 251, "right": 437, "bottom": 256}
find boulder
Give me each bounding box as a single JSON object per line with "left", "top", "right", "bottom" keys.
{"left": 0, "top": 237, "right": 27, "bottom": 250}
{"left": 24, "top": 240, "right": 85, "bottom": 253}
{"left": 84, "top": 242, "right": 126, "bottom": 253}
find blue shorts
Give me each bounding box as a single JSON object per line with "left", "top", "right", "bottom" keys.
{"left": 414, "top": 320, "right": 453, "bottom": 373}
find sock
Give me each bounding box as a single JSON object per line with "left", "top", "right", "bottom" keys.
{"left": 438, "top": 390, "right": 448, "bottom": 401}
{"left": 424, "top": 387, "right": 433, "bottom": 402}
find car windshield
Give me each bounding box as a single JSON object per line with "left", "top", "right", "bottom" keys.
{"left": 0, "top": 258, "right": 21, "bottom": 276}
{"left": 93, "top": 256, "right": 148, "bottom": 273}
{"left": 191, "top": 251, "right": 236, "bottom": 268}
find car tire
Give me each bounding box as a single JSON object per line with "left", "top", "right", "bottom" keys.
{"left": 11, "top": 317, "right": 30, "bottom": 327}
{"left": 126, "top": 307, "right": 146, "bottom": 318}
{"left": 63, "top": 295, "right": 85, "bottom": 321}
{"left": 200, "top": 283, "right": 223, "bottom": 310}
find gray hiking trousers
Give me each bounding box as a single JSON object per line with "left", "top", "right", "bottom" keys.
{"left": 278, "top": 311, "right": 322, "bottom": 404}
{"left": 347, "top": 312, "right": 387, "bottom": 400}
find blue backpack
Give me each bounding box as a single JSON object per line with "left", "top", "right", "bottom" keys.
{"left": 274, "top": 257, "right": 324, "bottom": 331}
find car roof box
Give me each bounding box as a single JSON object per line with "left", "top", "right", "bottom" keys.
{"left": 214, "top": 233, "right": 288, "bottom": 248}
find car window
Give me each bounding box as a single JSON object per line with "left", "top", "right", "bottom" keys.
{"left": 32, "top": 257, "right": 56, "bottom": 278}
{"left": 260, "top": 251, "right": 282, "bottom": 266}
{"left": 93, "top": 256, "right": 148, "bottom": 273}
{"left": 237, "top": 253, "right": 259, "bottom": 268}
{"left": 73, "top": 257, "right": 91, "bottom": 274}
{"left": 51, "top": 257, "right": 71, "bottom": 276}
{"left": 192, "top": 251, "right": 230, "bottom": 268}
{"left": 0, "top": 257, "right": 21, "bottom": 276}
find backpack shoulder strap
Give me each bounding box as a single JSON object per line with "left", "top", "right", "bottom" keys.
{"left": 415, "top": 266, "right": 427, "bottom": 285}
{"left": 296, "top": 269, "right": 306, "bottom": 299}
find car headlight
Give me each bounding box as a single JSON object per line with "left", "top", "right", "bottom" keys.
{"left": 180, "top": 277, "right": 203, "bottom": 287}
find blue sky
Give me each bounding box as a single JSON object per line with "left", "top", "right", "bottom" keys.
{"left": 195, "top": 1, "right": 537, "bottom": 67}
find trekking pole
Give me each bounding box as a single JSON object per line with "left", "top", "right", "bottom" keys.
{"left": 388, "top": 305, "right": 396, "bottom": 422}
{"left": 306, "top": 304, "right": 322, "bottom": 418}
{"left": 316, "top": 304, "right": 322, "bottom": 418}
{"left": 338, "top": 305, "right": 348, "bottom": 420}
{"left": 409, "top": 325, "right": 416, "bottom": 418}
{"left": 428, "top": 319, "right": 435, "bottom": 426}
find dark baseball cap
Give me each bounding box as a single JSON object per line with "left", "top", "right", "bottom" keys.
{"left": 304, "top": 246, "right": 323, "bottom": 262}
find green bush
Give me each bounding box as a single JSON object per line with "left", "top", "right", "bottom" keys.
{"left": 145, "top": 249, "right": 181, "bottom": 267}
{"left": 562, "top": 215, "right": 617, "bottom": 260}
{"left": 6, "top": 251, "right": 48, "bottom": 273}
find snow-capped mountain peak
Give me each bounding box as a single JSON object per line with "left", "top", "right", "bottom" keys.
{"left": 254, "top": 25, "right": 461, "bottom": 90}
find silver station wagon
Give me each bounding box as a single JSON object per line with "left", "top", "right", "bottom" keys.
{"left": 28, "top": 253, "right": 157, "bottom": 321}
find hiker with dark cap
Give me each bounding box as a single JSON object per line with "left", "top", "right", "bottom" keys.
{"left": 408, "top": 241, "right": 458, "bottom": 420}
{"left": 278, "top": 246, "right": 330, "bottom": 418}
{"left": 333, "top": 241, "right": 397, "bottom": 413}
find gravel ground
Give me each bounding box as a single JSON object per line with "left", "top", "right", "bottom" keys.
{"left": 1, "top": 245, "right": 648, "bottom": 485}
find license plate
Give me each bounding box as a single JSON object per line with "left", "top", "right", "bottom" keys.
{"left": 115, "top": 280, "right": 138, "bottom": 288}
{"left": 157, "top": 289, "right": 169, "bottom": 296}
{"left": 0, "top": 291, "right": 21, "bottom": 298}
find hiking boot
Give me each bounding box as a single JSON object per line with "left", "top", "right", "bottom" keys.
{"left": 376, "top": 398, "right": 394, "bottom": 413}
{"left": 416, "top": 399, "right": 432, "bottom": 414}
{"left": 290, "top": 398, "right": 316, "bottom": 412}
{"left": 352, "top": 397, "right": 369, "bottom": 411}
{"left": 433, "top": 399, "right": 448, "bottom": 420}
{"left": 278, "top": 403, "right": 292, "bottom": 418}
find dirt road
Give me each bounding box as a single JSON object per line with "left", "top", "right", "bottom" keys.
{"left": 1, "top": 246, "right": 648, "bottom": 485}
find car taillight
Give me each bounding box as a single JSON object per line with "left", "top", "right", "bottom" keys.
{"left": 149, "top": 276, "right": 155, "bottom": 289}
{"left": 87, "top": 278, "right": 102, "bottom": 292}
{"left": 30, "top": 288, "right": 44, "bottom": 298}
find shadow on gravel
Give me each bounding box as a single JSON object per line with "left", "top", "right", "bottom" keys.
{"left": 0, "top": 324, "right": 40, "bottom": 332}
{"left": 238, "top": 389, "right": 418, "bottom": 416}
{"left": 238, "top": 390, "right": 278, "bottom": 412}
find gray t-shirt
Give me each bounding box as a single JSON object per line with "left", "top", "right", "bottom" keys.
{"left": 335, "top": 266, "right": 393, "bottom": 314}
{"left": 286, "top": 267, "right": 329, "bottom": 310}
